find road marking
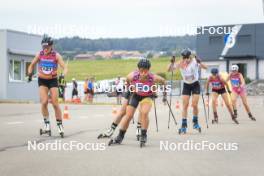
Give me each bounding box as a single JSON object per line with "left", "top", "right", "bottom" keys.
{"left": 6, "top": 121, "right": 24, "bottom": 125}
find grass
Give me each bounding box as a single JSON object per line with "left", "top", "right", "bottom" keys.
{"left": 63, "top": 57, "right": 181, "bottom": 81}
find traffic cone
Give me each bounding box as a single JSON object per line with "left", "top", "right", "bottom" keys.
{"left": 63, "top": 106, "right": 70, "bottom": 120}
{"left": 175, "top": 100, "right": 180, "bottom": 110}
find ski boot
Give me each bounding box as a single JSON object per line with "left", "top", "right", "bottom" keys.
{"left": 248, "top": 112, "right": 256, "bottom": 121}
{"left": 178, "top": 119, "right": 187, "bottom": 134}
{"left": 108, "top": 130, "right": 125, "bottom": 146}
{"left": 233, "top": 109, "right": 238, "bottom": 119}
{"left": 193, "top": 116, "right": 201, "bottom": 133}
{"left": 57, "top": 120, "right": 64, "bottom": 138}
{"left": 212, "top": 112, "right": 218, "bottom": 124}
{"left": 97, "top": 128, "right": 115, "bottom": 139}
{"left": 136, "top": 122, "right": 141, "bottom": 141}
{"left": 139, "top": 129, "right": 147, "bottom": 148}
{"left": 40, "top": 119, "right": 51, "bottom": 136}
{"left": 231, "top": 114, "right": 239, "bottom": 124}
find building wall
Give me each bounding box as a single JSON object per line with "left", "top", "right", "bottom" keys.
{"left": 4, "top": 30, "right": 41, "bottom": 102}
{"left": 229, "top": 60, "right": 256, "bottom": 80}
{"left": 201, "top": 61, "right": 226, "bottom": 78}
{"left": 0, "top": 30, "right": 7, "bottom": 99}
{"left": 259, "top": 60, "right": 264, "bottom": 79}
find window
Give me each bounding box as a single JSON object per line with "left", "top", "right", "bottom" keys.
{"left": 25, "top": 61, "right": 36, "bottom": 79}
{"left": 9, "top": 59, "right": 22, "bottom": 81}
{"left": 209, "top": 36, "right": 223, "bottom": 44}
{"left": 237, "top": 35, "right": 251, "bottom": 44}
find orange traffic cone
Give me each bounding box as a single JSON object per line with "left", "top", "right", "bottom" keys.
{"left": 176, "top": 100, "right": 180, "bottom": 110}
{"left": 63, "top": 106, "right": 70, "bottom": 120}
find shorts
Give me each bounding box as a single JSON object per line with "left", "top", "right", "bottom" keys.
{"left": 116, "top": 90, "right": 123, "bottom": 96}
{"left": 128, "top": 93, "right": 153, "bottom": 108}
{"left": 212, "top": 88, "right": 226, "bottom": 95}
{"left": 182, "top": 81, "right": 200, "bottom": 96}
{"left": 232, "top": 86, "right": 246, "bottom": 96}
{"left": 38, "top": 78, "right": 58, "bottom": 89}
{"left": 72, "top": 89, "right": 78, "bottom": 96}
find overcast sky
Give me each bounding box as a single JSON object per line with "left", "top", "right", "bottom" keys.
{"left": 0, "top": 0, "right": 263, "bottom": 38}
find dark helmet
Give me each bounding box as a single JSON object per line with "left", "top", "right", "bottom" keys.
{"left": 211, "top": 68, "right": 219, "bottom": 75}
{"left": 41, "top": 34, "right": 53, "bottom": 46}
{"left": 181, "top": 48, "right": 192, "bottom": 58}
{"left": 137, "top": 58, "right": 151, "bottom": 69}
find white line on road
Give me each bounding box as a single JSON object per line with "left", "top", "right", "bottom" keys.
{"left": 6, "top": 121, "right": 24, "bottom": 125}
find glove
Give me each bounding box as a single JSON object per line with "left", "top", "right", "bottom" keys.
{"left": 228, "top": 90, "right": 232, "bottom": 94}
{"left": 162, "top": 95, "right": 167, "bottom": 104}
{"left": 206, "top": 92, "right": 210, "bottom": 96}
{"left": 195, "top": 56, "right": 202, "bottom": 64}
{"left": 28, "top": 73, "right": 33, "bottom": 82}
{"left": 152, "top": 94, "right": 158, "bottom": 99}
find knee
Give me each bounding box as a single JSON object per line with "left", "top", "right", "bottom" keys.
{"left": 183, "top": 102, "right": 189, "bottom": 110}
{"left": 41, "top": 100, "right": 48, "bottom": 107}
{"left": 52, "top": 103, "right": 60, "bottom": 109}
{"left": 192, "top": 103, "right": 198, "bottom": 109}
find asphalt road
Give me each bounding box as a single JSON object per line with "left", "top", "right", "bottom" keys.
{"left": 0, "top": 96, "right": 264, "bottom": 176}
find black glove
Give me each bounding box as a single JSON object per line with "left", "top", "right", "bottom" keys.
{"left": 228, "top": 90, "right": 232, "bottom": 94}
{"left": 152, "top": 94, "right": 158, "bottom": 99}
{"left": 28, "top": 73, "right": 33, "bottom": 82}
{"left": 206, "top": 92, "right": 210, "bottom": 96}
{"left": 195, "top": 57, "right": 202, "bottom": 64}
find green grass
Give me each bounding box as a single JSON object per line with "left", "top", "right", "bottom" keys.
{"left": 64, "top": 57, "right": 181, "bottom": 81}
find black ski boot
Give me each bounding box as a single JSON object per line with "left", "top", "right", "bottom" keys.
{"left": 212, "top": 112, "right": 218, "bottom": 124}
{"left": 108, "top": 130, "right": 126, "bottom": 146}
{"left": 193, "top": 116, "right": 201, "bottom": 133}
{"left": 178, "top": 119, "right": 187, "bottom": 134}
{"left": 139, "top": 129, "right": 147, "bottom": 148}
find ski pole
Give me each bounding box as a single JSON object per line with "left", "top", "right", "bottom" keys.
{"left": 168, "top": 71, "right": 174, "bottom": 129}
{"left": 153, "top": 98, "right": 158, "bottom": 132}
{"left": 166, "top": 99, "right": 177, "bottom": 125}
{"left": 201, "top": 92, "right": 209, "bottom": 128}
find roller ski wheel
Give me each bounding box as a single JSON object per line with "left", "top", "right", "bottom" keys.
{"left": 249, "top": 116, "right": 256, "bottom": 121}
{"left": 39, "top": 128, "right": 51, "bottom": 136}
{"left": 136, "top": 135, "right": 140, "bottom": 141}
{"left": 193, "top": 124, "right": 201, "bottom": 133}
{"left": 178, "top": 127, "right": 187, "bottom": 135}
{"left": 60, "top": 132, "right": 64, "bottom": 138}
{"left": 212, "top": 118, "right": 218, "bottom": 124}
{"left": 108, "top": 135, "right": 123, "bottom": 146}
{"left": 97, "top": 128, "right": 114, "bottom": 139}
{"left": 232, "top": 117, "right": 239, "bottom": 124}
{"left": 139, "top": 135, "right": 147, "bottom": 148}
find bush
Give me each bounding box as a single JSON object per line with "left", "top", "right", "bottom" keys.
{"left": 156, "top": 72, "right": 167, "bottom": 79}
{"left": 245, "top": 77, "right": 252, "bottom": 84}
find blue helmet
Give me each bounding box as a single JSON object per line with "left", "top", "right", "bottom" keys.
{"left": 211, "top": 68, "right": 219, "bottom": 75}
{"left": 181, "top": 48, "right": 192, "bottom": 58}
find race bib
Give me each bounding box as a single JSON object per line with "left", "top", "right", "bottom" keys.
{"left": 231, "top": 79, "right": 240, "bottom": 87}
{"left": 40, "top": 61, "right": 56, "bottom": 75}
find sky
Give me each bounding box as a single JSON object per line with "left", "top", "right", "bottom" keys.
{"left": 0, "top": 0, "right": 263, "bottom": 38}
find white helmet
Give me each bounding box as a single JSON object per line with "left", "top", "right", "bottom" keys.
{"left": 231, "top": 65, "right": 239, "bottom": 71}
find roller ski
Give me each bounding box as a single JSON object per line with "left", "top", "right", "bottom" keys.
{"left": 40, "top": 120, "right": 51, "bottom": 136}
{"left": 57, "top": 120, "right": 64, "bottom": 138}
{"left": 178, "top": 119, "right": 187, "bottom": 134}
{"left": 136, "top": 122, "right": 141, "bottom": 141}
{"left": 193, "top": 117, "right": 201, "bottom": 133}
{"left": 231, "top": 114, "right": 239, "bottom": 124}
{"left": 212, "top": 112, "right": 218, "bottom": 124}
{"left": 97, "top": 128, "right": 114, "bottom": 139}
{"left": 248, "top": 112, "right": 256, "bottom": 121}
{"left": 108, "top": 130, "right": 125, "bottom": 146}
{"left": 139, "top": 129, "right": 147, "bottom": 148}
